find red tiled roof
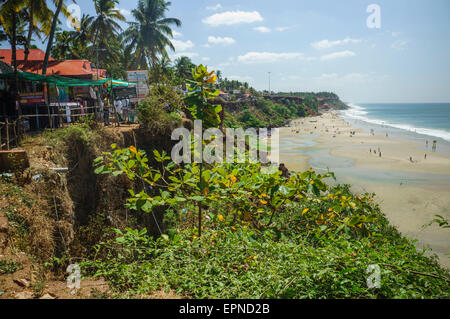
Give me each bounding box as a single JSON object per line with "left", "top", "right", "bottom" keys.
{"left": 0, "top": 49, "right": 102, "bottom": 78}
{"left": 0, "top": 49, "right": 54, "bottom": 65}
{"left": 17, "top": 60, "right": 99, "bottom": 77}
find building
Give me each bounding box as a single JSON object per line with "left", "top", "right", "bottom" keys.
{"left": 0, "top": 49, "right": 106, "bottom": 79}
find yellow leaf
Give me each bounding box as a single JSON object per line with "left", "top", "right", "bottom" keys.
{"left": 302, "top": 208, "right": 309, "bottom": 215}
{"left": 260, "top": 200, "right": 268, "bottom": 205}
{"left": 218, "top": 214, "right": 224, "bottom": 222}
{"left": 206, "top": 75, "right": 217, "bottom": 83}
{"left": 231, "top": 226, "right": 237, "bottom": 231}
{"left": 129, "top": 146, "right": 137, "bottom": 154}
{"left": 207, "top": 70, "right": 215, "bottom": 77}
{"left": 261, "top": 193, "right": 267, "bottom": 197}
{"left": 229, "top": 174, "right": 237, "bottom": 183}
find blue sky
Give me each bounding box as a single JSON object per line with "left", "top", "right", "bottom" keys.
{"left": 4, "top": 0, "right": 450, "bottom": 103}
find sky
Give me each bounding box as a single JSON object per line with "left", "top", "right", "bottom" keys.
{"left": 3, "top": 0, "right": 450, "bottom": 103}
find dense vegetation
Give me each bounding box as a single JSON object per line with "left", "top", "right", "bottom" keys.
{"left": 81, "top": 67, "right": 450, "bottom": 298}
{"left": 223, "top": 98, "right": 307, "bottom": 129}
{"left": 277, "top": 92, "right": 348, "bottom": 110}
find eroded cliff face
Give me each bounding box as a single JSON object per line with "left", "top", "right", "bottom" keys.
{"left": 1, "top": 124, "right": 177, "bottom": 264}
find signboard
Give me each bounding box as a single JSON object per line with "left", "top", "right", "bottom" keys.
{"left": 126, "top": 70, "right": 148, "bottom": 82}
{"left": 73, "top": 86, "right": 90, "bottom": 97}
{"left": 127, "top": 70, "right": 149, "bottom": 103}
{"left": 113, "top": 86, "right": 137, "bottom": 98}
{"left": 19, "top": 92, "right": 45, "bottom": 104}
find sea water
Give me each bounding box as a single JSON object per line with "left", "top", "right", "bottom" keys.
{"left": 340, "top": 103, "right": 450, "bottom": 156}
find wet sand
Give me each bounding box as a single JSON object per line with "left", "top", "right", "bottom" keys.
{"left": 278, "top": 111, "right": 450, "bottom": 268}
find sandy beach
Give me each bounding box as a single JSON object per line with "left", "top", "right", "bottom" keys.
{"left": 279, "top": 111, "right": 450, "bottom": 268}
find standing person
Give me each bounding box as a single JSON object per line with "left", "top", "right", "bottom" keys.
{"left": 122, "top": 98, "right": 128, "bottom": 123}
{"left": 103, "top": 96, "right": 110, "bottom": 126}
{"left": 115, "top": 99, "right": 123, "bottom": 122}
{"left": 99, "top": 98, "right": 104, "bottom": 121}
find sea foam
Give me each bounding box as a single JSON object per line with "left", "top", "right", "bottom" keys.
{"left": 341, "top": 103, "right": 450, "bottom": 142}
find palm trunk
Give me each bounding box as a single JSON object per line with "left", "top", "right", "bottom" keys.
{"left": 11, "top": 11, "right": 21, "bottom": 116}
{"left": 42, "top": 0, "right": 64, "bottom": 75}
{"left": 24, "top": 6, "right": 35, "bottom": 63}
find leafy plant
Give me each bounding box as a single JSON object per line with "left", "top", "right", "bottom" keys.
{"left": 0, "top": 259, "right": 23, "bottom": 274}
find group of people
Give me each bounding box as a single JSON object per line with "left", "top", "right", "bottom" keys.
{"left": 100, "top": 96, "right": 136, "bottom": 126}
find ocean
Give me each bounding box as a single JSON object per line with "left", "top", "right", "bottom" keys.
{"left": 341, "top": 103, "right": 450, "bottom": 142}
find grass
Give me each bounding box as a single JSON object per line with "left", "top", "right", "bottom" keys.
{"left": 0, "top": 259, "right": 23, "bottom": 275}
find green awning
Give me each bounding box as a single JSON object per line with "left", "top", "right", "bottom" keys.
{"left": 3, "top": 71, "right": 50, "bottom": 82}
{"left": 103, "top": 79, "right": 132, "bottom": 87}
{"left": 49, "top": 75, "right": 108, "bottom": 86}
{"left": 2, "top": 71, "right": 109, "bottom": 86}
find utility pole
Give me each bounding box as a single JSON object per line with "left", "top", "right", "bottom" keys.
{"left": 268, "top": 72, "right": 271, "bottom": 95}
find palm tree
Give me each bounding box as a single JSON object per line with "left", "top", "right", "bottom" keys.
{"left": 123, "top": 0, "right": 181, "bottom": 69}
{"left": 0, "top": 0, "right": 28, "bottom": 115}
{"left": 42, "top": 0, "right": 69, "bottom": 75}
{"left": 23, "top": 0, "right": 54, "bottom": 63}
{"left": 174, "top": 56, "right": 194, "bottom": 80}
{"left": 90, "top": 0, "right": 125, "bottom": 66}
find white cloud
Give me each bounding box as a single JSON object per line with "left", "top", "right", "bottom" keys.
{"left": 172, "top": 52, "right": 199, "bottom": 59}
{"left": 254, "top": 26, "right": 271, "bottom": 33}
{"left": 118, "top": 8, "right": 131, "bottom": 16}
{"left": 172, "top": 31, "right": 183, "bottom": 38}
{"left": 237, "top": 52, "right": 314, "bottom": 64}
{"left": 320, "top": 50, "right": 356, "bottom": 61}
{"left": 275, "top": 26, "right": 290, "bottom": 32}
{"left": 281, "top": 75, "right": 302, "bottom": 81}
{"left": 206, "top": 4, "right": 222, "bottom": 11}
{"left": 228, "top": 75, "right": 253, "bottom": 82}
{"left": 172, "top": 39, "right": 195, "bottom": 51}
{"left": 202, "top": 11, "right": 263, "bottom": 26}
{"left": 315, "top": 73, "right": 368, "bottom": 82}
{"left": 391, "top": 40, "right": 408, "bottom": 50}
{"left": 342, "top": 73, "right": 368, "bottom": 81}
{"left": 311, "top": 37, "right": 362, "bottom": 50}
{"left": 208, "top": 36, "right": 235, "bottom": 45}
{"left": 201, "top": 57, "right": 211, "bottom": 62}
{"left": 391, "top": 31, "right": 401, "bottom": 37}
{"left": 316, "top": 73, "right": 338, "bottom": 80}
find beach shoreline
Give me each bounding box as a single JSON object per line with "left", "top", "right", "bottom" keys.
{"left": 278, "top": 111, "right": 450, "bottom": 268}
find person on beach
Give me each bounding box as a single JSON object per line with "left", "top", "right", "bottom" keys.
{"left": 424, "top": 154, "right": 427, "bottom": 160}
{"left": 410, "top": 156, "right": 413, "bottom": 163}
{"left": 379, "top": 152, "right": 381, "bottom": 158}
